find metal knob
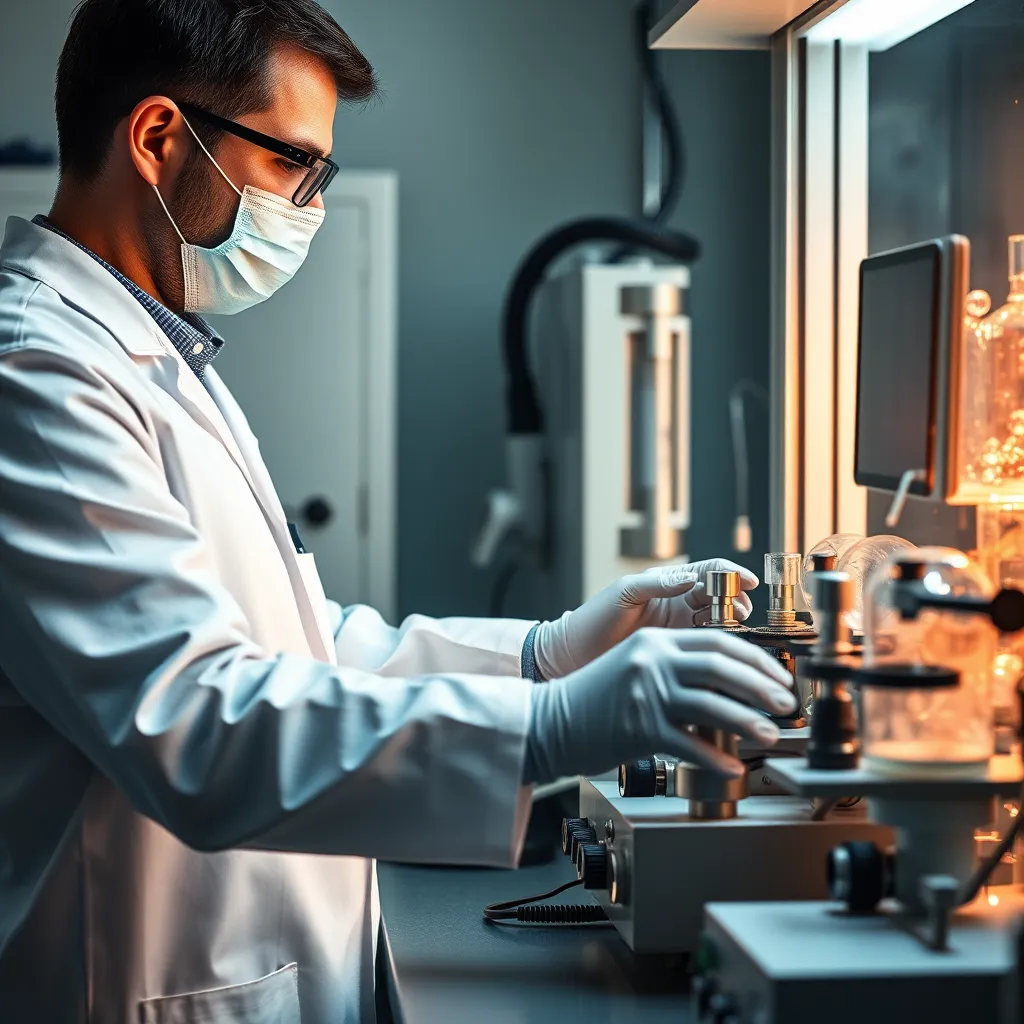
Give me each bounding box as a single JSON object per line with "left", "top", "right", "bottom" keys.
{"left": 706, "top": 570, "right": 741, "bottom": 627}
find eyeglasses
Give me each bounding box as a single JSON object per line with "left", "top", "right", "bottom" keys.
{"left": 177, "top": 102, "right": 339, "bottom": 208}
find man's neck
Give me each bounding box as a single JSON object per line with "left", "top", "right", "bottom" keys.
{"left": 47, "top": 186, "right": 180, "bottom": 312}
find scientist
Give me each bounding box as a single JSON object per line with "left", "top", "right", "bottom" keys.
{"left": 0, "top": 1, "right": 795, "bottom": 1022}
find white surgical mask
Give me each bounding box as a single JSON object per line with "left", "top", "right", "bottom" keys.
{"left": 152, "top": 116, "right": 325, "bottom": 315}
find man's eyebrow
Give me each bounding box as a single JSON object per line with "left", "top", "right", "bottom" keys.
{"left": 286, "top": 136, "right": 331, "bottom": 160}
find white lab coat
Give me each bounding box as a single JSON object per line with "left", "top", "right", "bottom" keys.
{"left": 0, "top": 216, "right": 536, "bottom": 1024}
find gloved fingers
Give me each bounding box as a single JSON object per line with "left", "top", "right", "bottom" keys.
{"left": 617, "top": 565, "right": 700, "bottom": 606}
{"left": 672, "top": 651, "right": 797, "bottom": 716}
{"left": 668, "top": 689, "right": 782, "bottom": 749}
{"left": 657, "top": 726, "right": 747, "bottom": 778}
{"left": 670, "top": 629, "right": 795, "bottom": 689}
{"left": 685, "top": 558, "right": 759, "bottom": 591}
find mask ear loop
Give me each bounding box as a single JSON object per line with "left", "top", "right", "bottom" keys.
{"left": 180, "top": 114, "right": 243, "bottom": 198}
{"left": 151, "top": 111, "right": 245, "bottom": 245}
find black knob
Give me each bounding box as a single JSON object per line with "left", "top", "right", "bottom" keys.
{"left": 828, "top": 840, "right": 889, "bottom": 912}
{"left": 619, "top": 758, "right": 657, "bottom": 797}
{"left": 301, "top": 496, "right": 333, "bottom": 527}
{"left": 567, "top": 823, "right": 597, "bottom": 862}
{"left": 576, "top": 842, "right": 608, "bottom": 889}
{"left": 561, "top": 818, "right": 589, "bottom": 855}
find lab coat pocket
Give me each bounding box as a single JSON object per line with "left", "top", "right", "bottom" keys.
{"left": 295, "top": 551, "right": 338, "bottom": 665}
{"left": 137, "top": 963, "right": 300, "bottom": 1024}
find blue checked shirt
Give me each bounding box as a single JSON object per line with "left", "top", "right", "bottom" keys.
{"left": 33, "top": 216, "right": 546, "bottom": 680}
{"left": 33, "top": 215, "right": 224, "bottom": 385}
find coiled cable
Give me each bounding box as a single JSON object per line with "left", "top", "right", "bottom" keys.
{"left": 483, "top": 877, "right": 609, "bottom": 925}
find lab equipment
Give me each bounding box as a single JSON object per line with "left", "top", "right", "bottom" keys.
{"left": 701, "top": 569, "right": 748, "bottom": 632}
{"left": 800, "top": 533, "right": 863, "bottom": 607}
{"left": 692, "top": 554, "right": 1024, "bottom": 1023}
{"left": 802, "top": 570, "right": 860, "bottom": 771}
{"left": 860, "top": 548, "right": 997, "bottom": 775}
{"left": 748, "top": 553, "right": 817, "bottom": 725}
{"left": 566, "top": 554, "right": 889, "bottom": 955}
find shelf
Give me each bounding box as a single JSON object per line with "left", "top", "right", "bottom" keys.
{"left": 650, "top": 0, "right": 819, "bottom": 50}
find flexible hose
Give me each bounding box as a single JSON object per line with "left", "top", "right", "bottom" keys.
{"left": 503, "top": 217, "right": 700, "bottom": 435}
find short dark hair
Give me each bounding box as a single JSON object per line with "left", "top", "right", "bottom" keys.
{"left": 56, "top": 0, "right": 377, "bottom": 178}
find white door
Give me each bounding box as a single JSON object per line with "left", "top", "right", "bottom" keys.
{"left": 210, "top": 193, "right": 368, "bottom": 612}
{"left": 0, "top": 170, "right": 397, "bottom": 621}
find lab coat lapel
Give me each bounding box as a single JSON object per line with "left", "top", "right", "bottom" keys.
{"left": 0, "top": 218, "right": 334, "bottom": 663}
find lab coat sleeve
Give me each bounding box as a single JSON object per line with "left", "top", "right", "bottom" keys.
{"left": 0, "top": 340, "right": 533, "bottom": 864}
{"left": 328, "top": 600, "right": 537, "bottom": 678}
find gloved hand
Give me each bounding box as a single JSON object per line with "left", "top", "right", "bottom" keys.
{"left": 524, "top": 628, "right": 796, "bottom": 784}
{"left": 533, "top": 558, "right": 758, "bottom": 679}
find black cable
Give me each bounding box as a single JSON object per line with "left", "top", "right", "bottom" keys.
{"left": 489, "top": 561, "right": 519, "bottom": 617}
{"left": 504, "top": 217, "right": 700, "bottom": 435}
{"left": 636, "top": 0, "right": 685, "bottom": 224}
{"left": 960, "top": 806, "right": 1024, "bottom": 904}
{"left": 483, "top": 877, "right": 609, "bottom": 924}
{"left": 606, "top": 1, "right": 687, "bottom": 263}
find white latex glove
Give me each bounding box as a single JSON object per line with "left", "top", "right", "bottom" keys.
{"left": 524, "top": 628, "right": 797, "bottom": 784}
{"left": 533, "top": 558, "right": 758, "bottom": 679}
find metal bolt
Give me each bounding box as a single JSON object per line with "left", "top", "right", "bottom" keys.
{"left": 605, "top": 819, "right": 615, "bottom": 843}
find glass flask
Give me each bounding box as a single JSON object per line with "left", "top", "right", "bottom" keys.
{"left": 835, "top": 535, "right": 915, "bottom": 635}
{"left": 800, "top": 534, "right": 864, "bottom": 609}
{"left": 861, "top": 548, "right": 996, "bottom": 777}
{"left": 957, "top": 237, "right": 1024, "bottom": 504}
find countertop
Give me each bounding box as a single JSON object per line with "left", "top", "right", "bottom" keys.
{"left": 376, "top": 858, "right": 695, "bottom": 1024}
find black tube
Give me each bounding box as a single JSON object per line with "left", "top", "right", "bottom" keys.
{"left": 503, "top": 217, "right": 700, "bottom": 435}
{"left": 636, "top": 0, "right": 685, "bottom": 224}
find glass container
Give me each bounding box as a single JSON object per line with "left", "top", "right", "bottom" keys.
{"left": 800, "top": 534, "right": 864, "bottom": 609}
{"left": 835, "top": 534, "right": 915, "bottom": 635}
{"left": 861, "top": 547, "right": 997, "bottom": 776}
{"left": 957, "top": 237, "right": 1024, "bottom": 504}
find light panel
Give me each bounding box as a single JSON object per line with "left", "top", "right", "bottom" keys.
{"left": 806, "top": 0, "right": 977, "bottom": 51}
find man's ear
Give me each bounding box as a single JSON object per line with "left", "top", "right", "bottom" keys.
{"left": 127, "top": 96, "right": 191, "bottom": 187}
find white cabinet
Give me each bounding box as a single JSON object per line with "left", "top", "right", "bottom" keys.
{"left": 0, "top": 169, "right": 397, "bottom": 621}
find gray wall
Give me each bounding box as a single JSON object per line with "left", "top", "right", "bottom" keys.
{"left": 0, "top": 0, "right": 772, "bottom": 619}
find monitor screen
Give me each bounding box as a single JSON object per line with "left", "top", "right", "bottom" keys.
{"left": 854, "top": 244, "right": 941, "bottom": 493}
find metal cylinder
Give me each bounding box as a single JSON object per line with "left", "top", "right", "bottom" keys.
{"left": 810, "top": 570, "right": 855, "bottom": 654}
{"left": 706, "top": 570, "right": 741, "bottom": 627}
{"left": 764, "top": 553, "right": 802, "bottom": 627}
{"left": 674, "top": 728, "right": 748, "bottom": 819}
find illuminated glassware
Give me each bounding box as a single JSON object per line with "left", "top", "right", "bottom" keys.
{"left": 958, "top": 238, "right": 1024, "bottom": 501}
{"left": 837, "top": 534, "right": 914, "bottom": 634}
{"left": 861, "top": 547, "right": 996, "bottom": 776}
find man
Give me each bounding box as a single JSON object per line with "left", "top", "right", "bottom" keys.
{"left": 0, "top": 1, "right": 794, "bottom": 1021}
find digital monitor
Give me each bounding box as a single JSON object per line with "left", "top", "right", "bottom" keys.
{"left": 854, "top": 237, "right": 966, "bottom": 497}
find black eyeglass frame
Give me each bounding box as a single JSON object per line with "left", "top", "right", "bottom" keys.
{"left": 177, "top": 102, "right": 339, "bottom": 208}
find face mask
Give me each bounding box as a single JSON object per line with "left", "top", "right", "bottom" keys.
{"left": 152, "top": 116, "right": 325, "bottom": 315}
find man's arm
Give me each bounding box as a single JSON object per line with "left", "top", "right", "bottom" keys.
{"left": 0, "top": 338, "right": 532, "bottom": 865}
{"left": 327, "top": 601, "right": 544, "bottom": 680}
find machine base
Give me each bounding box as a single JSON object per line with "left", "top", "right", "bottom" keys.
{"left": 698, "top": 893, "right": 1024, "bottom": 1023}
{"left": 578, "top": 779, "right": 892, "bottom": 954}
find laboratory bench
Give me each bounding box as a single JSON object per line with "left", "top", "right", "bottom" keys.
{"left": 376, "top": 857, "right": 694, "bottom": 1024}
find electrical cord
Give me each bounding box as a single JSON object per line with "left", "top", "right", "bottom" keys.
{"left": 960, "top": 804, "right": 1024, "bottom": 904}
{"left": 483, "top": 878, "right": 609, "bottom": 925}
